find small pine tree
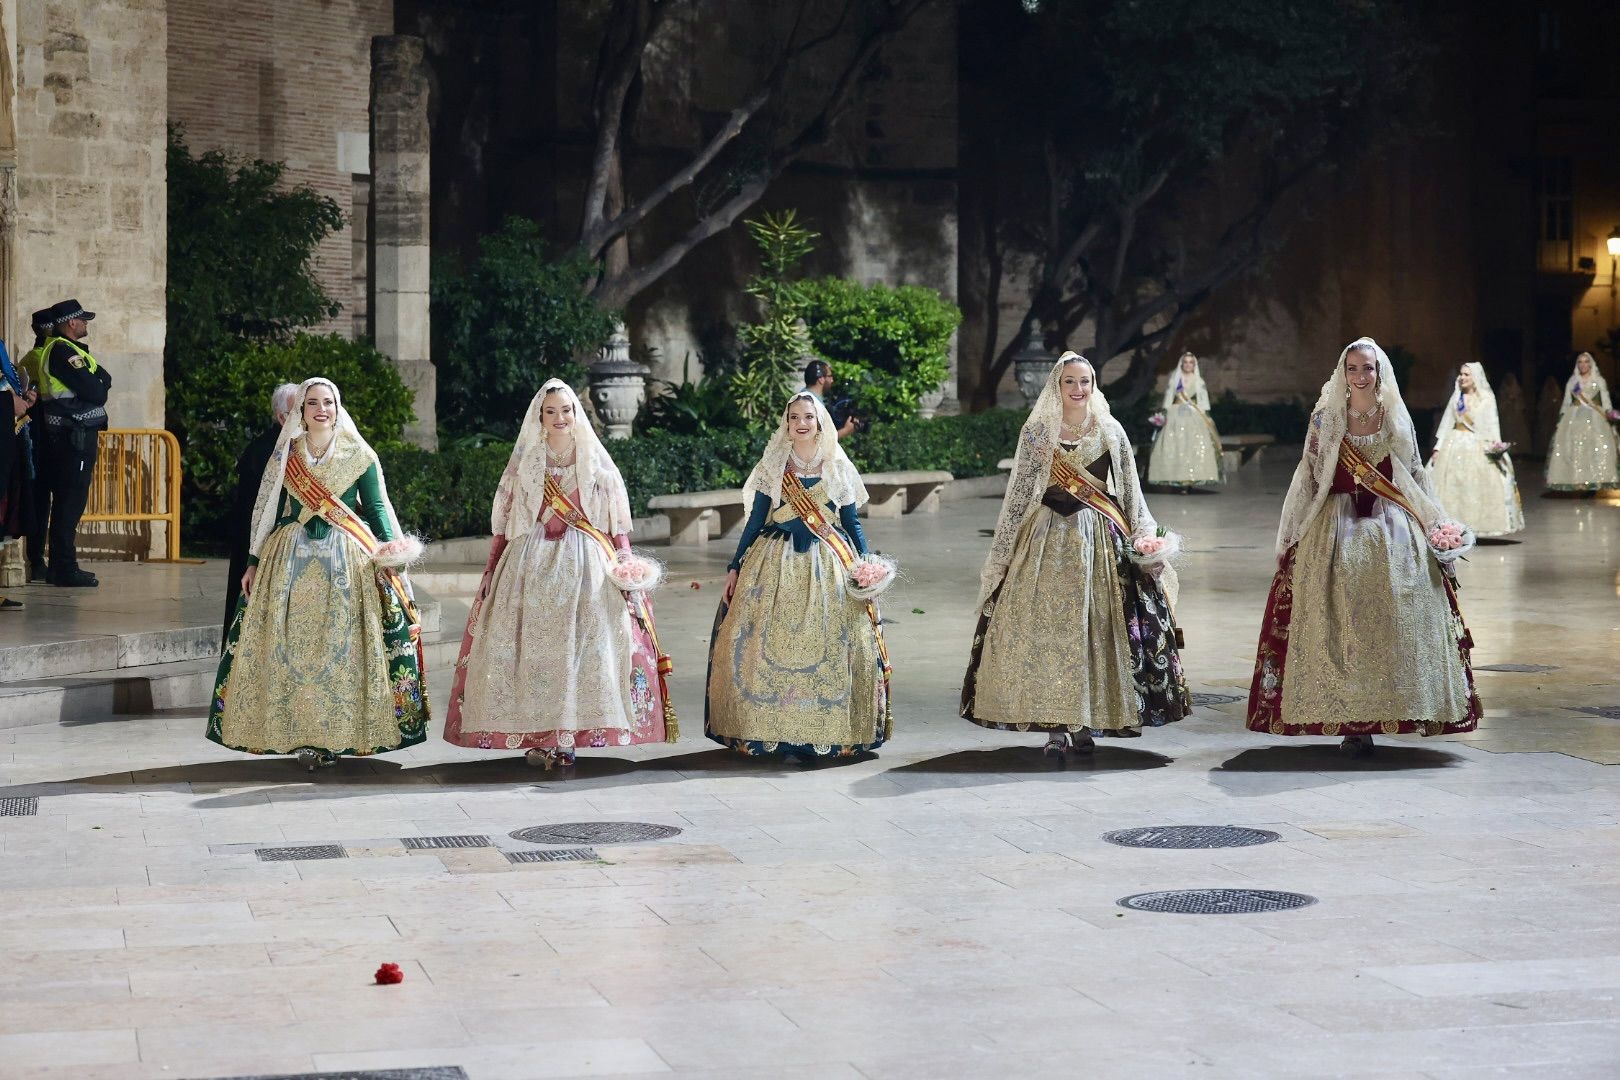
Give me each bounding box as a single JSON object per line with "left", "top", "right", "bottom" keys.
{"left": 731, "top": 211, "right": 818, "bottom": 428}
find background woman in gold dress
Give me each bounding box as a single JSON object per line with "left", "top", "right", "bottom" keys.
{"left": 208, "top": 378, "right": 427, "bottom": 770}
{"left": 443, "top": 380, "right": 674, "bottom": 771}
{"left": 1147, "top": 352, "right": 1224, "bottom": 488}
{"left": 1247, "top": 338, "right": 1482, "bottom": 756}
{"left": 1545, "top": 352, "right": 1619, "bottom": 492}
{"left": 706, "top": 393, "right": 890, "bottom": 760}
{"left": 962, "top": 353, "right": 1189, "bottom": 758}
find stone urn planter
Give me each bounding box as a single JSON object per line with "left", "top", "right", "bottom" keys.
{"left": 586, "top": 322, "right": 649, "bottom": 439}
{"left": 915, "top": 382, "right": 947, "bottom": 420}
{"left": 1013, "top": 341, "right": 1052, "bottom": 407}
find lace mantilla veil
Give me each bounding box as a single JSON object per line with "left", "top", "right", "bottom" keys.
{"left": 1275, "top": 336, "right": 1463, "bottom": 558}
{"left": 1163, "top": 353, "right": 1211, "bottom": 410}
{"left": 976, "top": 352, "right": 1167, "bottom": 609}
{"left": 1433, "top": 362, "right": 1501, "bottom": 454}
{"left": 1562, "top": 353, "right": 1611, "bottom": 409}
{"left": 742, "top": 391, "right": 869, "bottom": 509}
{"left": 247, "top": 377, "right": 409, "bottom": 560}
{"left": 492, "top": 379, "right": 633, "bottom": 541}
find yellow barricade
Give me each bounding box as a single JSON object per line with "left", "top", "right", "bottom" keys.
{"left": 83, "top": 429, "right": 183, "bottom": 562}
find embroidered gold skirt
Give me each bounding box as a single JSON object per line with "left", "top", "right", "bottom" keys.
{"left": 706, "top": 535, "right": 889, "bottom": 756}
{"left": 963, "top": 501, "right": 1187, "bottom": 734}
{"left": 1249, "top": 495, "right": 1478, "bottom": 735}
{"left": 209, "top": 522, "right": 427, "bottom": 756}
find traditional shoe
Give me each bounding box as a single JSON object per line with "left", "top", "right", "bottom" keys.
{"left": 1338, "top": 734, "right": 1375, "bottom": 758}
{"left": 1043, "top": 733, "right": 1071, "bottom": 761}
{"left": 295, "top": 748, "right": 321, "bottom": 771}
{"left": 1069, "top": 732, "right": 1096, "bottom": 756}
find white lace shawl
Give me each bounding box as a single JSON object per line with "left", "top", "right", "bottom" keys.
{"left": 492, "top": 379, "right": 632, "bottom": 541}
{"left": 976, "top": 353, "right": 1163, "bottom": 609}
{"left": 1275, "top": 337, "right": 1457, "bottom": 557}
{"left": 1161, "top": 355, "right": 1211, "bottom": 412}
{"left": 742, "top": 391, "right": 869, "bottom": 509}
{"left": 247, "top": 377, "right": 406, "bottom": 559}
{"left": 1434, "top": 362, "right": 1501, "bottom": 453}
{"left": 1562, "top": 356, "right": 1612, "bottom": 411}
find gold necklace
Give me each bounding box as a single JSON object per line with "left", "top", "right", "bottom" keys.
{"left": 1347, "top": 401, "right": 1382, "bottom": 424}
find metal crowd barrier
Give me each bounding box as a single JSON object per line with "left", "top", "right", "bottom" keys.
{"left": 83, "top": 428, "right": 183, "bottom": 562}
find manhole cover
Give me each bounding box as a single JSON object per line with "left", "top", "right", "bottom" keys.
{"left": 191, "top": 1068, "right": 469, "bottom": 1080}
{"left": 507, "top": 848, "right": 600, "bottom": 863}
{"left": 0, "top": 797, "right": 39, "bottom": 816}
{"left": 1567, "top": 706, "right": 1620, "bottom": 720}
{"left": 1190, "top": 693, "right": 1243, "bottom": 708}
{"left": 1477, "top": 663, "right": 1559, "bottom": 673}
{"left": 254, "top": 844, "right": 347, "bottom": 862}
{"left": 1103, "top": 825, "right": 1279, "bottom": 849}
{"left": 401, "top": 835, "right": 491, "bottom": 850}
{"left": 1118, "top": 889, "right": 1316, "bottom": 914}
{"left": 509, "top": 822, "right": 682, "bottom": 845}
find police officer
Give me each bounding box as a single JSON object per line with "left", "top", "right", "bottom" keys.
{"left": 36, "top": 299, "right": 111, "bottom": 587}
{"left": 18, "top": 308, "right": 55, "bottom": 581}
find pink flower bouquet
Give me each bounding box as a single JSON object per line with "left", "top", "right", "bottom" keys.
{"left": 1148, "top": 412, "right": 1167, "bottom": 428}
{"left": 848, "top": 554, "right": 897, "bottom": 601}
{"left": 1127, "top": 527, "right": 1182, "bottom": 567}
{"left": 1427, "top": 521, "right": 1474, "bottom": 563}
{"left": 1607, "top": 409, "right": 1620, "bottom": 423}
{"left": 608, "top": 550, "right": 665, "bottom": 592}
{"left": 1484, "top": 440, "right": 1511, "bottom": 465}
{"left": 372, "top": 534, "right": 425, "bottom": 569}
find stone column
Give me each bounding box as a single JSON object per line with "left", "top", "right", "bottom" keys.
{"left": 370, "top": 36, "right": 436, "bottom": 449}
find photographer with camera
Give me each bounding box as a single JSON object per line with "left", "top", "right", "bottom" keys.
{"left": 803, "top": 359, "right": 861, "bottom": 439}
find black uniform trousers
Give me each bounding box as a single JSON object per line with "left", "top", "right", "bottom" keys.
{"left": 42, "top": 422, "right": 101, "bottom": 577}
{"left": 25, "top": 421, "right": 51, "bottom": 571}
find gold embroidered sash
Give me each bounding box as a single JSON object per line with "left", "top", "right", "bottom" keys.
{"left": 283, "top": 449, "right": 421, "bottom": 631}
{"left": 1336, "top": 438, "right": 1422, "bottom": 526}
{"left": 780, "top": 470, "right": 892, "bottom": 678}
{"left": 1048, "top": 454, "right": 1131, "bottom": 537}
{"left": 1573, "top": 389, "right": 1606, "bottom": 416}
{"left": 542, "top": 475, "right": 676, "bottom": 695}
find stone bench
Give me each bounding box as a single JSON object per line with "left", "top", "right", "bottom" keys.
{"left": 1220, "top": 433, "right": 1276, "bottom": 472}
{"left": 860, "top": 470, "right": 954, "bottom": 519}
{"left": 646, "top": 489, "right": 748, "bottom": 547}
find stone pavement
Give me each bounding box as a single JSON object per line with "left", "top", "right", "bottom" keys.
{"left": 0, "top": 456, "right": 1618, "bottom": 1079}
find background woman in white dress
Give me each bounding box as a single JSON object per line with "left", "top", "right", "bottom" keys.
{"left": 1147, "top": 352, "right": 1223, "bottom": 488}
{"left": 1428, "top": 362, "right": 1523, "bottom": 538}
{"left": 1545, "top": 352, "right": 1619, "bottom": 492}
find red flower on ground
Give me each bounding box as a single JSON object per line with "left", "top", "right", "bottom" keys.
{"left": 374, "top": 962, "right": 404, "bottom": 985}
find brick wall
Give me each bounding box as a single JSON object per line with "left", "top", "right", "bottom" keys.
{"left": 12, "top": 0, "right": 168, "bottom": 429}
{"left": 166, "top": 0, "right": 392, "bottom": 339}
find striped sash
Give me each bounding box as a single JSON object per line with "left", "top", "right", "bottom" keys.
{"left": 1048, "top": 454, "right": 1131, "bottom": 537}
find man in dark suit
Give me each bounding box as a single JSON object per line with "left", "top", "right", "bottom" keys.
{"left": 221, "top": 383, "right": 300, "bottom": 644}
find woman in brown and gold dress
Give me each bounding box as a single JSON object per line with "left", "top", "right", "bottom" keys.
{"left": 1247, "top": 337, "right": 1482, "bottom": 755}
{"left": 962, "top": 352, "right": 1189, "bottom": 757}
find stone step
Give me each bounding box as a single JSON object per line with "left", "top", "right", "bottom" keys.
{"left": 0, "top": 599, "right": 441, "bottom": 684}
{"left": 0, "top": 656, "right": 219, "bottom": 730}
{"left": 412, "top": 563, "right": 485, "bottom": 596}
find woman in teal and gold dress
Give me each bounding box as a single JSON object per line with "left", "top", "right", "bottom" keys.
{"left": 706, "top": 392, "right": 893, "bottom": 760}
{"left": 209, "top": 377, "right": 428, "bottom": 769}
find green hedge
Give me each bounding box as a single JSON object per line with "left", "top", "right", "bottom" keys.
{"left": 378, "top": 410, "right": 1025, "bottom": 540}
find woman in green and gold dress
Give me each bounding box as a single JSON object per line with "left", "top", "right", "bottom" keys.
{"left": 208, "top": 377, "right": 428, "bottom": 769}
{"left": 962, "top": 353, "right": 1189, "bottom": 758}
{"left": 706, "top": 392, "right": 892, "bottom": 760}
